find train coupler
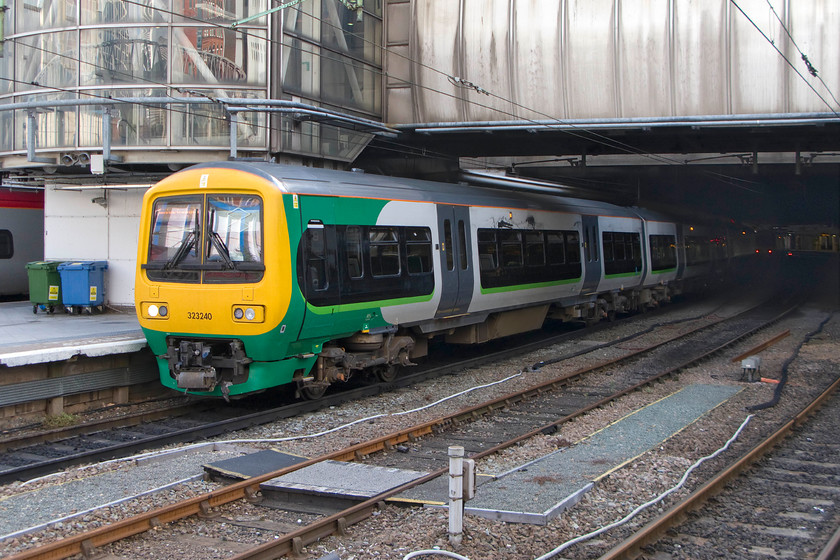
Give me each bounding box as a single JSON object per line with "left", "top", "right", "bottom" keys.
{"left": 175, "top": 367, "right": 218, "bottom": 391}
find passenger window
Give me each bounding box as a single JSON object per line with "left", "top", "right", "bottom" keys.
{"left": 477, "top": 229, "right": 497, "bottom": 271}
{"left": 0, "top": 230, "right": 12, "bottom": 259}
{"left": 406, "top": 227, "right": 432, "bottom": 274}
{"left": 602, "top": 232, "right": 614, "bottom": 262}
{"left": 546, "top": 232, "right": 565, "bottom": 264}
{"left": 305, "top": 225, "right": 328, "bottom": 291}
{"left": 370, "top": 227, "right": 400, "bottom": 277}
{"left": 650, "top": 234, "right": 677, "bottom": 271}
{"left": 566, "top": 231, "right": 581, "bottom": 263}
{"left": 500, "top": 230, "right": 522, "bottom": 268}
{"left": 525, "top": 232, "right": 545, "bottom": 266}
{"left": 345, "top": 226, "right": 363, "bottom": 278}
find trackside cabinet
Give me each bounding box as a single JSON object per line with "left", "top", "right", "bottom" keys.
{"left": 26, "top": 261, "right": 65, "bottom": 314}
{"left": 57, "top": 260, "right": 108, "bottom": 314}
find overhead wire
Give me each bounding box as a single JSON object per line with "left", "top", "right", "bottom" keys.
{"left": 3, "top": 0, "right": 836, "bottom": 192}
{"left": 729, "top": 0, "right": 840, "bottom": 117}
{"left": 763, "top": 0, "right": 840, "bottom": 111}
{"left": 109, "top": 0, "right": 741, "bottom": 174}
{"left": 0, "top": 0, "right": 755, "bottom": 183}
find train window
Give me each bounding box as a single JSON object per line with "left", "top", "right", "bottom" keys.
{"left": 345, "top": 226, "right": 363, "bottom": 278}
{"left": 458, "top": 220, "right": 468, "bottom": 270}
{"left": 603, "top": 232, "right": 641, "bottom": 276}
{"left": 477, "top": 228, "right": 581, "bottom": 289}
{"left": 525, "top": 232, "right": 545, "bottom": 266}
{"left": 546, "top": 232, "right": 565, "bottom": 264}
{"left": 566, "top": 231, "right": 581, "bottom": 263}
{"left": 370, "top": 227, "right": 400, "bottom": 277}
{"left": 602, "top": 232, "right": 614, "bottom": 262}
{"left": 477, "top": 229, "right": 498, "bottom": 271}
{"left": 145, "top": 196, "right": 202, "bottom": 282}
{"left": 204, "top": 195, "right": 265, "bottom": 283}
{"left": 406, "top": 227, "right": 432, "bottom": 274}
{"left": 685, "top": 236, "right": 710, "bottom": 265}
{"left": 650, "top": 234, "right": 677, "bottom": 271}
{"left": 614, "top": 233, "right": 627, "bottom": 261}
{"left": 0, "top": 230, "right": 12, "bottom": 259}
{"left": 500, "top": 230, "right": 523, "bottom": 268}
{"left": 443, "top": 220, "right": 454, "bottom": 271}
{"left": 304, "top": 227, "right": 329, "bottom": 291}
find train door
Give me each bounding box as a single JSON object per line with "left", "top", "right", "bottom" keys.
{"left": 435, "top": 205, "right": 473, "bottom": 317}
{"left": 581, "top": 215, "right": 600, "bottom": 295}
{"left": 297, "top": 197, "right": 340, "bottom": 341}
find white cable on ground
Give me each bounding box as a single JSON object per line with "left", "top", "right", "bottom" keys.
{"left": 533, "top": 414, "right": 755, "bottom": 560}
{"left": 403, "top": 549, "right": 472, "bottom": 560}
{"left": 21, "top": 371, "right": 525, "bottom": 486}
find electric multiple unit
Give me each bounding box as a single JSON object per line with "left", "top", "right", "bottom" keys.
{"left": 135, "top": 162, "right": 736, "bottom": 400}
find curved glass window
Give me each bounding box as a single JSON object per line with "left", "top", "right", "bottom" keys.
{"left": 0, "top": 0, "right": 381, "bottom": 162}
{"left": 81, "top": 28, "right": 169, "bottom": 86}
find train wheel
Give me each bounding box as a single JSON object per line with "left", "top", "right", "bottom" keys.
{"left": 373, "top": 364, "right": 398, "bottom": 383}
{"left": 300, "top": 384, "right": 327, "bottom": 400}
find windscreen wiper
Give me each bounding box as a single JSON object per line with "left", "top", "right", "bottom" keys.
{"left": 207, "top": 208, "right": 236, "bottom": 269}
{"left": 164, "top": 209, "right": 200, "bottom": 269}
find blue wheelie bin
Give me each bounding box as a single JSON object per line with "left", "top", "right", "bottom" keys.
{"left": 57, "top": 260, "right": 108, "bottom": 314}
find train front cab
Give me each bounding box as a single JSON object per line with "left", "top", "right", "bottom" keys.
{"left": 135, "top": 166, "right": 305, "bottom": 399}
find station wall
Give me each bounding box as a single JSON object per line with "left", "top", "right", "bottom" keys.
{"left": 44, "top": 186, "right": 145, "bottom": 308}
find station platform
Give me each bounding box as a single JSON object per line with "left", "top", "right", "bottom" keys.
{"left": 0, "top": 301, "right": 145, "bottom": 368}
{"left": 0, "top": 301, "right": 153, "bottom": 417}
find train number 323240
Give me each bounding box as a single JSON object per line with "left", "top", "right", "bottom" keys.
{"left": 187, "top": 311, "right": 213, "bottom": 320}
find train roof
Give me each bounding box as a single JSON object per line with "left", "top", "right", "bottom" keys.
{"left": 184, "top": 161, "right": 667, "bottom": 221}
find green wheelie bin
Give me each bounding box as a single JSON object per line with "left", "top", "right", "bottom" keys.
{"left": 26, "top": 261, "right": 65, "bottom": 314}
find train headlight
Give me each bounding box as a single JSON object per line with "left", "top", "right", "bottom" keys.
{"left": 143, "top": 302, "right": 170, "bottom": 320}
{"left": 232, "top": 305, "right": 264, "bottom": 323}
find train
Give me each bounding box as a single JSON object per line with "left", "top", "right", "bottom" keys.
{"left": 0, "top": 188, "right": 44, "bottom": 297}
{"left": 135, "top": 162, "right": 748, "bottom": 400}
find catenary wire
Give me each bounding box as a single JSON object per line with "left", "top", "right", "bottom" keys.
{"left": 764, "top": 0, "right": 840, "bottom": 110}
{"left": 730, "top": 0, "right": 840, "bottom": 117}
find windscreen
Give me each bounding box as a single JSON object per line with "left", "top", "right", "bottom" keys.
{"left": 145, "top": 194, "right": 264, "bottom": 283}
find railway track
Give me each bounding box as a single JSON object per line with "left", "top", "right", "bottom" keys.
{"left": 0, "top": 297, "right": 701, "bottom": 485}
{"left": 598, "top": 375, "right": 840, "bottom": 560}
{"left": 3, "top": 295, "right": 805, "bottom": 560}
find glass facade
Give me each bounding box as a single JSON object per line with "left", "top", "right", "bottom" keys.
{"left": 0, "top": 0, "right": 383, "bottom": 163}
